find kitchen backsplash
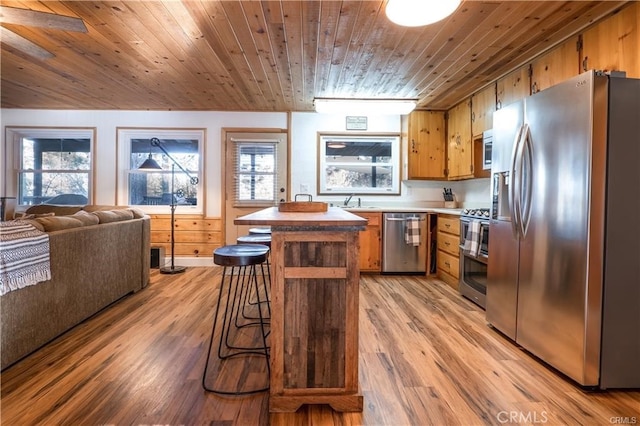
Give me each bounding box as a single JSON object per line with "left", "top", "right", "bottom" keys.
{"left": 403, "top": 178, "right": 491, "bottom": 208}
{"left": 315, "top": 178, "right": 491, "bottom": 209}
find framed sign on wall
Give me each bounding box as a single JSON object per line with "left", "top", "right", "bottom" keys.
{"left": 346, "top": 116, "right": 367, "bottom": 130}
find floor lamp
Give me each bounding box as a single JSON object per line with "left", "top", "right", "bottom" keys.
{"left": 139, "top": 137, "right": 199, "bottom": 274}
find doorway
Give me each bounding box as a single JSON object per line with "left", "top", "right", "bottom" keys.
{"left": 223, "top": 130, "right": 288, "bottom": 245}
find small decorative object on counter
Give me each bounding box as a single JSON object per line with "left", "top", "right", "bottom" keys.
{"left": 442, "top": 188, "right": 457, "bottom": 208}
{"left": 278, "top": 194, "right": 328, "bottom": 212}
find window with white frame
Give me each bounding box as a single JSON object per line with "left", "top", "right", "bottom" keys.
{"left": 118, "top": 129, "right": 203, "bottom": 212}
{"left": 318, "top": 134, "right": 401, "bottom": 195}
{"left": 231, "top": 138, "right": 279, "bottom": 206}
{"left": 7, "top": 127, "right": 94, "bottom": 206}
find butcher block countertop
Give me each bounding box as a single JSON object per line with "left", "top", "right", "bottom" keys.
{"left": 234, "top": 206, "right": 367, "bottom": 227}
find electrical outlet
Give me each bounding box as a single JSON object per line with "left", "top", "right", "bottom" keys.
{"left": 300, "top": 184, "right": 309, "bottom": 193}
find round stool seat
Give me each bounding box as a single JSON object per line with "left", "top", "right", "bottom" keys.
{"left": 237, "top": 234, "right": 271, "bottom": 247}
{"left": 214, "top": 244, "right": 269, "bottom": 267}
{"left": 249, "top": 227, "right": 271, "bottom": 235}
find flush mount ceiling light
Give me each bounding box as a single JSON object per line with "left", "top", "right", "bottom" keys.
{"left": 314, "top": 98, "right": 417, "bottom": 115}
{"left": 327, "top": 141, "right": 346, "bottom": 149}
{"left": 385, "top": 0, "right": 461, "bottom": 27}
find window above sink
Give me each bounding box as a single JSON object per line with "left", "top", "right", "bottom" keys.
{"left": 318, "top": 133, "right": 401, "bottom": 195}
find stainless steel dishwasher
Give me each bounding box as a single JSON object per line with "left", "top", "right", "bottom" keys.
{"left": 382, "top": 212, "right": 428, "bottom": 273}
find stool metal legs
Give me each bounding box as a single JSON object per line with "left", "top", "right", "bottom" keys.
{"left": 202, "top": 264, "right": 270, "bottom": 395}
{"left": 238, "top": 260, "right": 271, "bottom": 325}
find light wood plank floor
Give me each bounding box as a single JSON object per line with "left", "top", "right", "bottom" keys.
{"left": 1, "top": 268, "right": 638, "bottom": 425}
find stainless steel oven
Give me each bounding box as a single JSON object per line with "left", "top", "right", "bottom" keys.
{"left": 459, "top": 209, "right": 490, "bottom": 309}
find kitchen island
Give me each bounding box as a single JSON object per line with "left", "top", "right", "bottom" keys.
{"left": 235, "top": 207, "right": 367, "bottom": 413}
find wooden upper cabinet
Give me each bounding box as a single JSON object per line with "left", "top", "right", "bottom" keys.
{"left": 447, "top": 99, "right": 473, "bottom": 180}
{"left": 581, "top": 2, "right": 639, "bottom": 78}
{"left": 471, "top": 83, "right": 496, "bottom": 137}
{"left": 496, "top": 67, "right": 530, "bottom": 110}
{"left": 407, "top": 111, "right": 446, "bottom": 179}
{"left": 531, "top": 36, "right": 581, "bottom": 94}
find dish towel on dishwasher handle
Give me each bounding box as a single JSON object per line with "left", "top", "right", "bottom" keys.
{"left": 405, "top": 217, "right": 421, "bottom": 246}
{"left": 463, "top": 220, "right": 481, "bottom": 257}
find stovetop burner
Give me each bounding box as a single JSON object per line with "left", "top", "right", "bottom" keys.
{"left": 461, "top": 208, "right": 490, "bottom": 218}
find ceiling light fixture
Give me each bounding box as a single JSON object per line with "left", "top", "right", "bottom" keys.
{"left": 385, "top": 0, "right": 461, "bottom": 27}
{"left": 314, "top": 98, "right": 417, "bottom": 115}
{"left": 327, "top": 142, "right": 346, "bottom": 149}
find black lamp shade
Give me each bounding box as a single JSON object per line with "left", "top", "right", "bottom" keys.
{"left": 138, "top": 154, "right": 162, "bottom": 170}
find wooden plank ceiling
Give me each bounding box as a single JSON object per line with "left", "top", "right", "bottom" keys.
{"left": 0, "top": 0, "right": 630, "bottom": 111}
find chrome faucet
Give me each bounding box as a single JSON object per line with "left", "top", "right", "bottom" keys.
{"left": 344, "top": 193, "right": 354, "bottom": 206}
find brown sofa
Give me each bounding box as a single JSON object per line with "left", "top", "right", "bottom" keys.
{"left": 1, "top": 205, "right": 150, "bottom": 370}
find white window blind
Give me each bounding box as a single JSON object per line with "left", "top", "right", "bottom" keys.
{"left": 232, "top": 138, "right": 279, "bottom": 207}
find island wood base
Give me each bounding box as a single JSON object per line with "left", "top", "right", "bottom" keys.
{"left": 269, "top": 393, "right": 364, "bottom": 413}
{"left": 269, "top": 228, "right": 362, "bottom": 412}
{"left": 234, "top": 207, "right": 367, "bottom": 414}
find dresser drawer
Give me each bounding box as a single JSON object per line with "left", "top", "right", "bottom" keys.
{"left": 437, "top": 250, "right": 460, "bottom": 279}
{"left": 437, "top": 231, "right": 459, "bottom": 256}
{"left": 438, "top": 215, "right": 460, "bottom": 235}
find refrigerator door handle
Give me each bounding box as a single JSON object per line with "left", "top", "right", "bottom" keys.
{"left": 509, "top": 124, "right": 524, "bottom": 239}
{"left": 520, "top": 125, "right": 534, "bottom": 237}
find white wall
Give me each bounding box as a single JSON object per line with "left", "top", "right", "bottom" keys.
{"left": 290, "top": 112, "right": 491, "bottom": 208}
{"left": 1, "top": 109, "right": 287, "bottom": 216}
{"left": 290, "top": 112, "right": 402, "bottom": 202}
{"left": 2, "top": 109, "right": 491, "bottom": 216}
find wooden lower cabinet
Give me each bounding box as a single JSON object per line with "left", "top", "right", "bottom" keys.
{"left": 436, "top": 214, "right": 461, "bottom": 289}
{"left": 149, "top": 214, "right": 222, "bottom": 258}
{"left": 352, "top": 211, "right": 381, "bottom": 272}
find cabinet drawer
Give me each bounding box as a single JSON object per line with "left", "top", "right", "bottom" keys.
{"left": 355, "top": 212, "right": 381, "bottom": 226}
{"left": 437, "top": 250, "right": 460, "bottom": 279}
{"left": 437, "top": 231, "right": 460, "bottom": 256}
{"left": 438, "top": 216, "right": 460, "bottom": 235}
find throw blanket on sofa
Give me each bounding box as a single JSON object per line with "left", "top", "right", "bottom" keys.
{"left": 0, "top": 221, "right": 51, "bottom": 296}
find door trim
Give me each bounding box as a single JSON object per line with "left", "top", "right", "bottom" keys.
{"left": 221, "top": 127, "right": 289, "bottom": 245}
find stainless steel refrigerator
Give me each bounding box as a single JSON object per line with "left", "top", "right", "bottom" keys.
{"left": 487, "top": 70, "right": 640, "bottom": 389}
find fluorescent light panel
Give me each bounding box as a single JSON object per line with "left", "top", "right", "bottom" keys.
{"left": 314, "top": 98, "right": 417, "bottom": 115}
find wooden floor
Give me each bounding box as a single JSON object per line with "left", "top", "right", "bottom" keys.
{"left": 1, "top": 268, "right": 638, "bottom": 425}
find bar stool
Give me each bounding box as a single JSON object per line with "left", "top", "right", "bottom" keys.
{"left": 202, "top": 244, "right": 271, "bottom": 395}
{"left": 236, "top": 234, "right": 272, "bottom": 324}
{"left": 249, "top": 226, "right": 271, "bottom": 235}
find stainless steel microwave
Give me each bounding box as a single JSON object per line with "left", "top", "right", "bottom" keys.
{"left": 482, "top": 129, "right": 493, "bottom": 170}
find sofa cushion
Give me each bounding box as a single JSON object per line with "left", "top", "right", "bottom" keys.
{"left": 16, "top": 212, "right": 55, "bottom": 220}
{"left": 25, "top": 205, "right": 82, "bottom": 216}
{"left": 35, "top": 216, "right": 85, "bottom": 232}
{"left": 82, "top": 205, "right": 129, "bottom": 213}
{"left": 13, "top": 218, "right": 46, "bottom": 232}
{"left": 128, "top": 208, "right": 146, "bottom": 219}
{"left": 92, "top": 209, "right": 134, "bottom": 224}
{"left": 72, "top": 210, "right": 100, "bottom": 226}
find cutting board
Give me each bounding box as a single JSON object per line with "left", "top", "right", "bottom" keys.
{"left": 278, "top": 201, "right": 328, "bottom": 212}
{"left": 278, "top": 194, "right": 328, "bottom": 212}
